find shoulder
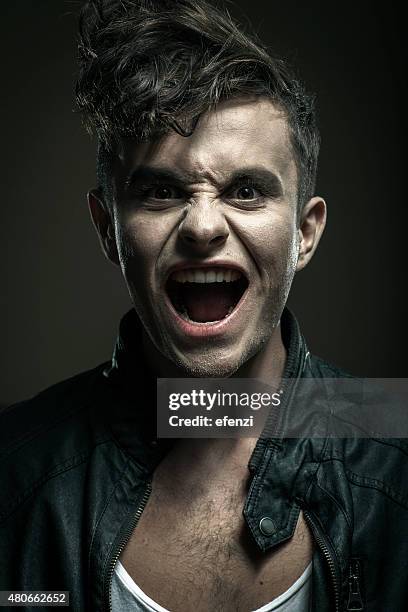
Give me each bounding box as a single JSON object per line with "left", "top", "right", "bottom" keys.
{"left": 0, "top": 364, "right": 114, "bottom": 515}
{"left": 0, "top": 364, "right": 109, "bottom": 453}
{"left": 306, "top": 354, "right": 408, "bottom": 504}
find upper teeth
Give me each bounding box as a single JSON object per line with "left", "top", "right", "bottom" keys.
{"left": 171, "top": 268, "right": 242, "bottom": 283}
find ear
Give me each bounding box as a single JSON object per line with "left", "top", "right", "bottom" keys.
{"left": 296, "top": 196, "right": 327, "bottom": 272}
{"left": 87, "top": 189, "right": 120, "bottom": 266}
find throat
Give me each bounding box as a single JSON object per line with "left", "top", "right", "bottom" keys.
{"left": 145, "top": 438, "right": 257, "bottom": 504}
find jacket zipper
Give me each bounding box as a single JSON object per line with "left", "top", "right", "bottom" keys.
{"left": 303, "top": 509, "right": 341, "bottom": 612}
{"left": 346, "top": 559, "right": 364, "bottom": 611}
{"left": 105, "top": 481, "right": 152, "bottom": 612}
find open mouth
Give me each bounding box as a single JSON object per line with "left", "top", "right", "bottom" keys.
{"left": 166, "top": 267, "right": 249, "bottom": 324}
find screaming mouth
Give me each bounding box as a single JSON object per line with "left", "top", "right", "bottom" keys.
{"left": 166, "top": 267, "right": 249, "bottom": 324}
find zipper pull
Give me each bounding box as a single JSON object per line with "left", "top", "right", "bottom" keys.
{"left": 347, "top": 558, "right": 364, "bottom": 610}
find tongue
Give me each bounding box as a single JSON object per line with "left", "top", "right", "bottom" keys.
{"left": 182, "top": 283, "right": 236, "bottom": 322}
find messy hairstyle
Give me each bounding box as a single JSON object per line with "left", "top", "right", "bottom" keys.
{"left": 76, "top": 0, "right": 320, "bottom": 210}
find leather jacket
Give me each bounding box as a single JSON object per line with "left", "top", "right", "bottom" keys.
{"left": 1, "top": 308, "right": 407, "bottom": 611}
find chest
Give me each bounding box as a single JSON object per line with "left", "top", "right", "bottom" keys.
{"left": 120, "top": 467, "right": 313, "bottom": 611}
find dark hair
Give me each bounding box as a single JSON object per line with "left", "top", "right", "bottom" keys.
{"left": 76, "top": 0, "right": 320, "bottom": 210}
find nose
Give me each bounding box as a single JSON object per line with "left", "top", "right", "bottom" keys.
{"left": 178, "top": 199, "right": 229, "bottom": 254}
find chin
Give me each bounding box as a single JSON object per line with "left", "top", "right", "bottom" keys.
{"left": 165, "top": 334, "right": 267, "bottom": 378}
{"left": 172, "top": 358, "right": 239, "bottom": 378}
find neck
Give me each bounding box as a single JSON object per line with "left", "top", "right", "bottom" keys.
{"left": 232, "top": 321, "right": 286, "bottom": 383}
{"left": 141, "top": 324, "right": 286, "bottom": 470}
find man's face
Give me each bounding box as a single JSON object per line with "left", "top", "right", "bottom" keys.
{"left": 107, "top": 98, "right": 302, "bottom": 376}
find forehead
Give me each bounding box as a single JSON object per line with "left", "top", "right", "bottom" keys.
{"left": 118, "top": 97, "right": 297, "bottom": 186}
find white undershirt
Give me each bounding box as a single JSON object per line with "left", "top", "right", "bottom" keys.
{"left": 111, "top": 559, "right": 312, "bottom": 611}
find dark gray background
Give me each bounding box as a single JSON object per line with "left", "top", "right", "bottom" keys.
{"left": 1, "top": 1, "right": 406, "bottom": 405}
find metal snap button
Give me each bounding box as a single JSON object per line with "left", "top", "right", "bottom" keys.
{"left": 259, "top": 516, "right": 275, "bottom": 536}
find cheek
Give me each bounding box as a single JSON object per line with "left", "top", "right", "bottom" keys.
{"left": 117, "top": 217, "right": 155, "bottom": 261}
{"left": 227, "top": 210, "right": 298, "bottom": 286}
{"left": 114, "top": 213, "right": 164, "bottom": 290}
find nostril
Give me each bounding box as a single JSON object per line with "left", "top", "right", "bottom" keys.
{"left": 184, "top": 235, "right": 196, "bottom": 244}
{"left": 179, "top": 229, "right": 228, "bottom": 250}
{"left": 210, "top": 235, "right": 226, "bottom": 246}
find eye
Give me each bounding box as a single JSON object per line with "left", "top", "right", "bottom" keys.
{"left": 148, "top": 185, "right": 182, "bottom": 200}
{"left": 233, "top": 185, "right": 261, "bottom": 200}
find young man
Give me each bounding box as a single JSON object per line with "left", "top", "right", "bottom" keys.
{"left": 0, "top": 1, "right": 407, "bottom": 611}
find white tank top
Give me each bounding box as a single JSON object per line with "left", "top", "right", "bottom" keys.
{"left": 111, "top": 559, "right": 312, "bottom": 611}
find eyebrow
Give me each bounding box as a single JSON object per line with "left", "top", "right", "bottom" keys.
{"left": 125, "top": 165, "right": 283, "bottom": 196}
{"left": 225, "top": 168, "right": 283, "bottom": 197}
{"left": 125, "top": 166, "right": 194, "bottom": 188}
